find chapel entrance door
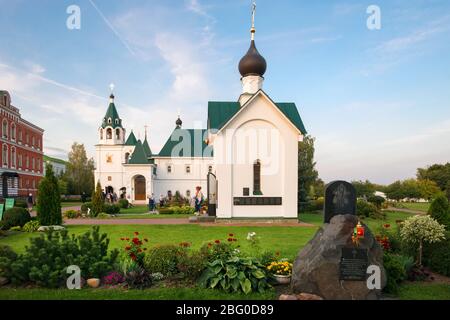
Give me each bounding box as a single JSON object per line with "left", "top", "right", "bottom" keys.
{"left": 134, "top": 175, "right": 146, "bottom": 201}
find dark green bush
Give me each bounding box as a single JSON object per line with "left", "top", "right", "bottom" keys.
{"left": 2, "top": 207, "right": 31, "bottom": 230}
{"left": 357, "top": 199, "right": 383, "bottom": 219}
{"left": 383, "top": 253, "right": 407, "bottom": 294}
{"left": 80, "top": 202, "right": 92, "bottom": 213}
{"left": 144, "top": 245, "right": 186, "bottom": 277}
{"left": 0, "top": 226, "right": 119, "bottom": 287}
{"left": 176, "top": 251, "right": 207, "bottom": 281}
{"left": 103, "top": 204, "right": 121, "bottom": 215}
{"left": 64, "top": 210, "right": 80, "bottom": 219}
{"left": 200, "top": 241, "right": 235, "bottom": 263}
{"left": 428, "top": 195, "right": 450, "bottom": 228}
{"left": 118, "top": 199, "right": 129, "bottom": 209}
{"left": 367, "top": 195, "right": 386, "bottom": 209}
{"left": 424, "top": 232, "right": 450, "bottom": 277}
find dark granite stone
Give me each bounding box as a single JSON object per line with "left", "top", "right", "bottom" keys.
{"left": 323, "top": 180, "right": 356, "bottom": 223}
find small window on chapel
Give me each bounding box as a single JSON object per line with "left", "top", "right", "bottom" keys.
{"left": 185, "top": 165, "right": 191, "bottom": 174}
{"left": 253, "top": 159, "right": 262, "bottom": 195}
{"left": 108, "top": 118, "right": 112, "bottom": 124}
{"left": 208, "top": 165, "right": 213, "bottom": 173}
{"left": 167, "top": 165, "right": 172, "bottom": 173}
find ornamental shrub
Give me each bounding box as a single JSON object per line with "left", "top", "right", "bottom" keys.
{"left": 176, "top": 250, "right": 208, "bottom": 281}
{"left": 158, "top": 207, "right": 174, "bottom": 215}
{"left": 2, "top": 207, "right": 31, "bottom": 230}
{"left": 103, "top": 204, "right": 121, "bottom": 215}
{"left": 424, "top": 231, "right": 450, "bottom": 276}
{"left": 356, "top": 199, "right": 380, "bottom": 219}
{"left": 198, "top": 255, "right": 271, "bottom": 294}
{"left": 383, "top": 253, "right": 408, "bottom": 294}
{"left": 37, "top": 163, "right": 62, "bottom": 226}
{"left": 80, "top": 202, "right": 93, "bottom": 213}
{"left": 144, "top": 245, "right": 186, "bottom": 277}
{"left": 400, "top": 215, "right": 446, "bottom": 266}
{"left": 22, "top": 220, "right": 41, "bottom": 233}
{"left": 428, "top": 194, "right": 450, "bottom": 228}
{"left": 91, "top": 181, "right": 104, "bottom": 217}
{"left": 64, "top": 210, "right": 80, "bottom": 219}
{"left": 118, "top": 199, "right": 129, "bottom": 209}
{"left": 0, "top": 226, "right": 119, "bottom": 287}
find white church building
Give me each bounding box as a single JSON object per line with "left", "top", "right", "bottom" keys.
{"left": 94, "top": 11, "right": 307, "bottom": 219}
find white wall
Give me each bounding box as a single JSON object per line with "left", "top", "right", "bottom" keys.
{"left": 214, "top": 93, "right": 300, "bottom": 219}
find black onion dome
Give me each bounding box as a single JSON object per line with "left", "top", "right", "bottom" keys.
{"left": 238, "top": 40, "right": 267, "bottom": 77}
{"left": 176, "top": 117, "right": 182, "bottom": 127}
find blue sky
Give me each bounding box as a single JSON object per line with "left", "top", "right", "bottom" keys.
{"left": 0, "top": 0, "right": 449, "bottom": 184}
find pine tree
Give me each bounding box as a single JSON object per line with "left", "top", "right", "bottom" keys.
{"left": 37, "top": 163, "right": 62, "bottom": 225}
{"left": 91, "top": 181, "right": 104, "bottom": 217}
{"left": 298, "top": 136, "right": 319, "bottom": 210}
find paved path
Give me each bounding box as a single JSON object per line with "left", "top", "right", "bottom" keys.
{"left": 386, "top": 207, "right": 425, "bottom": 215}
{"left": 63, "top": 218, "right": 315, "bottom": 227}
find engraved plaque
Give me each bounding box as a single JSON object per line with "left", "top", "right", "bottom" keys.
{"left": 339, "top": 247, "right": 369, "bottom": 281}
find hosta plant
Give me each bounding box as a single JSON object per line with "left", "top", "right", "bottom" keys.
{"left": 198, "top": 256, "right": 271, "bottom": 295}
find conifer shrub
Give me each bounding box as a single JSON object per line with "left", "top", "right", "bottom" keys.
{"left": 37, "top": 163, "right": 62, "bottom": 226}
{"left": 91, "top": 181, "right": 104, "bottom": 217}
{"left": 0, "top": 226, "right": 118, "bottom": 288}
{"left": 428, "top": 194, "right": 450, "bottom": 228}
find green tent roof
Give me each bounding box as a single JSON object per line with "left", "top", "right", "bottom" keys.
{"left": 101, "top": 102, "right": 123, "bottom": 129}
{"left": 143, "top": 137, "right": 152, "bottom": 157}
{"left": 158, "top": 128, "right": 212, "bottom": 158}
{"left": 207, "top": 94, "right": 307, "bottom": 134}
{"left": 125, "top": 131, "right": 138, "bottom": 146}
{"left": 128, "top": 140, "right": 150, "bottom": 164}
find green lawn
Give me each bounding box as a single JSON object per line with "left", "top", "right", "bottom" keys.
{"left": 0, "top": 287, "right": 276, "bottom": 300}
{"left": 120, "top": 205, "right": 150, "bottom": 214}
{"left": 61, "top": 202, "right": 83, "bottom": 208}
{"left": 397, "top": 283, "right": 450, "bottom": 300}
{"left": 0, "top": 224, "right": 318, "bottom": 259}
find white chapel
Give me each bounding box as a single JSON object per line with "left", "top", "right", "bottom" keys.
{"left": 94, "top": 9, "right": 307, "bottom": 219}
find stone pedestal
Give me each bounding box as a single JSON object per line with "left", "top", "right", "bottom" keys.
{"left": 291, "top": 214, "right": 386, "bottom": 300}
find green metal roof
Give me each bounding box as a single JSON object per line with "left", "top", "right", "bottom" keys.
{"left": 158, "top": 128, "right": 212, "bottom": 158}
{"left": 143, "top": 137, "right": 152, "bottom": 157}
{"left": 43, "top": 155, "right": 68, "bottom": 165}
{"left": 125, "top": 131, "right": 138, "bottom": 146}
{"left": 128, "top": 140, "right": 150, "bottom": 164}
{"left": 207, "top": 94, "right": 307, "bottom": 134}
{"left": 101, "top": 102, "right": 123, "bottom": 129}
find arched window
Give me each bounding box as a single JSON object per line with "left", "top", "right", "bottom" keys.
{"left": 106, "top": 128, "right": 112, "bottom": 139}
{"left": 100, "top": 129, "right": 103, "bottom": 139}
{"left": 18, "top": 129, "right": 22, "bottom": 142}
{"left": 108, "top": 118, "right": 112, "bottom": 124}
{"left": 125, "top": 152, "right": 130, "bottom": 164}
{"left": 115, "top": 119, "right": 119, "bottom": 125}
{"left": 11, "top": 147, "right": 16, "bottom": 168}
{"left": 253, "top": 159, "right": 262, "bottom": 195}
{"left": 2, "top": 120, "right": 8, "bottom": 139}
{"left": 11, "top": 123, "right": 16, "bottom": 140}
{"left": 32, "top": 136, "right": 35, "bottom": 147}
{"left": 18, "top": 153, "right": 22, "bottom": 167}
{"left": 2, "top": 145, "right": 8, "bottom": 166}
{"left": 115, "top": 128, "right": 121, "bottom": 140}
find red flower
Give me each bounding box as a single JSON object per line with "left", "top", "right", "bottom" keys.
{"left": 132, "top": 238, "right": 140, "bottom": 245}
{"left": 125, "top": 246, "right": 131, "bottom": 251}
{"left": 383, "top": 224, "right": 391, "bottom": 229}
{"left": 126, "top": 238, "right": 130, "bottom": 241}
{"left": 227, "top": 238, "right": 233, "bottom": 242}
{"left": 130, "top": 253, "right": 137, "bottom": 261}
{"left": 214, "top": 240, "right": 220, "bottom": 244}
{"left": 120, "top": 237, "right": 125, "bottom": 241}
{"left": 228, "top": 233, "right": 234, "bottom": 237}
{"left": 134, "top": 231, "right": 139, "bottom": 236}
{"left": 207, "top": 243, "right": 213, "bottom": 247}
{"left": 144, "top": 238, "right": 149, "bottom": 242}
{"left": 138, "top": 248, "right": 143, "bottom": 253}
{"left": 233, "top": 238, "right": 237, "bottom": 242}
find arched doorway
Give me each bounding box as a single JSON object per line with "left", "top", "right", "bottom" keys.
{"left": 134, "top": 175, "right": 146, "bottom": 201}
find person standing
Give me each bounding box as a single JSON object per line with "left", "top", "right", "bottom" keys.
{"left": 159, "top": 194, "right": 164, "bottom": 208}
{"left": 27, "top": 193, "right": 33, "bottom": 213}
{"left": 194, "top": 186, "right": 204, "bottom": 215}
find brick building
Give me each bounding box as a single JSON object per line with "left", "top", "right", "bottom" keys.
{"left": 0, "top": 90, "right": 44, "bottom": 199}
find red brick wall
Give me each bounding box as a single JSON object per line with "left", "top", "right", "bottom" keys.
{"left": 0, "top": 107, "right": 43, "bottom": 198}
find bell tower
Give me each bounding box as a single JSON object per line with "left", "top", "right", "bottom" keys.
{"left": 99, "top": 84, "right": 126, "bottom": 145}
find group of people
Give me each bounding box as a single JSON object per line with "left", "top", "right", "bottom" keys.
{"left": 103, "top": 191, "right": 119, "bottom": 204}
{"left": 147, "top": 186, "right": 205, "bottom": 215}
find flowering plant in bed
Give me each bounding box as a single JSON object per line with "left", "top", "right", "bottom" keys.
{"left": 120, "top": 231, "right": 148, "bottom": 266}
